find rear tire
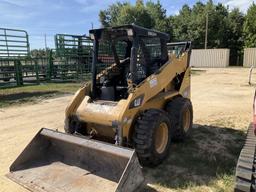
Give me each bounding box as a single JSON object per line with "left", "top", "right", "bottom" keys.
{"left": 166, "top": 97, "right": 193, "bottom": 141}
{"left": 133, "top": 109, "right": 171, "bottom": 167}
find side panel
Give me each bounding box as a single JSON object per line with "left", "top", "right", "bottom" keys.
{"left": 65, "top": 82, "right": 91, "bottom": 117}
{"left": 65, "top": 50, "right": 190, "bottom": 142}
{"left": 179, "top": 67, "right": 191, "bottom": 99}
{"left": 120, "top": 53, "right": 189, "bottom": 138}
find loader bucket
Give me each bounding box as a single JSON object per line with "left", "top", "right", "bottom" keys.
{"left": 6, "top": 128, "right": 144, "bottom": 192}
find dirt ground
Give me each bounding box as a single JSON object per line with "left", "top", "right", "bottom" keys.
{"left": 0, "top": 68, "right": 255, "bottom": 192}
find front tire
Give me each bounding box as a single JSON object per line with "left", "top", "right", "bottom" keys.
{"left": 64, "top": 116, "right": 87, "bottom": 135}
{"left": 133, "top": 109, "right": 171, "bottom": 167}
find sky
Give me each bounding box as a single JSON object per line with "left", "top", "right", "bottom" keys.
{"left": 0, "top": 0, "right": 255, "bottom": 49}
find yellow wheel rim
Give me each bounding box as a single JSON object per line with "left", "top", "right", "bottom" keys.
{"left": 183, "top": 108, "right": 191, "bottom": 132}
{"left": 155, "top": 122, "right": 168, "bottom": 154}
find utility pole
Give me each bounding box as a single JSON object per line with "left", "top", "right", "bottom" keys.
{"left": 44, "top": 34, "right": 47, "bottom": 49}
{"left": 91, "top": 22, "right": 94, "bottom": 29}
{"left": 205, "top": 12, "right": 208, "bottom": 49}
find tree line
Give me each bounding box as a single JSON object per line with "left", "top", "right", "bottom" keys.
{"left": 99, "top": 0, "right": 256, "bottom": 65}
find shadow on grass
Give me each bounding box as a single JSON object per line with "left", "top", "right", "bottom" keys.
{"left": 0, "top": 91, "right": 61, "bottom": 107}
{"left": 140, "top": 124, "right": 246, "bottom": 191}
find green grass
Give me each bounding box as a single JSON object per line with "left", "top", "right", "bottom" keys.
{"left": 140, "top": 122, "right": 246, "bottom": 192}
{"left": 0, "top": 83, "right": 82, "bottom": 108}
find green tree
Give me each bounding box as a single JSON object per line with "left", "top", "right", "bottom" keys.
{"left": 171, "top": 2, "right": 206, "bottom": 48}
{"left": 206, "top": 3, "right": 229, "bottom": 48}
{"left": 171, "top": 4, "right": 192, "bottom": 42}
{"left": 227, "top": 8, "right": 244, "bottom": 65}
{"left": 116, "top": 1, "right": 154, "bottom": 28}
{"left": 145, "top": 1, "right": 169, "bottom": 33}
{"left": 98, "top": 0, "right": 246, "bottom": 64}
{"left": 99, "top": 2, "right": 128, "bottom": 27}
{"left": 243, "top": 3, "right": 256, "bottom": 47}
{"left": 30, "top": 49, "right": 50, "bottom": 57}
{"left": 190, "top": 2, "right": 206, "bottom": 48}
{"left": 99, "top": 0, "right": 169, "bottom": 31}
{"left": 171, "top": 1, "right": 230, "bottom": 49}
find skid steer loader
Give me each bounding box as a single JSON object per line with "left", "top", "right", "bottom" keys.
{"left": 7, "top": 25, "right": 193, "bottom": 192}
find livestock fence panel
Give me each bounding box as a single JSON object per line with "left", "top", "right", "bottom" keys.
{"left": 0, "top": 28, "right": 40, "bottom": 87}
{"left": 52, "top": 34, "right": 93, "bottom": 81}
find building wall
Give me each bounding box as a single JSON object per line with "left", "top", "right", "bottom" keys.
{"left": 243, "top": 48, "right": 256, "bottom": 68}
{"left": 190, "top": 49, "right": 230, "bottom": 68}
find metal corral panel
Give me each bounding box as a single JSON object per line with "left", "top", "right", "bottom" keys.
{"left": 190, "top": 49, "right": 230, "bottom": 68}
{"left": 243, "top": 48, "right": 256, "bottom": 67}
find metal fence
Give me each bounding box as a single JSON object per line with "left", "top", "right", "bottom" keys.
{"left": 0, "top": 28, "right": 41, "bottom": 87}
{"left": 189, "top": 49, "right": 230, "bottom": 68}
{"left": 0, "top": 58, "right": 40, "bottom": 87}
{"left": 243, "top": 48, "right": 256, "bottom": 68}
{"left": 0, "top": 29, "right": 96, "bottom": 88}
{"left": 0, "top": 28, "right": 30, "bottom": 58}
{"left": 52, "top": 34, "right": 92, "bottom": 81}
{"left": 5, "top": 27, "right": 254, "bottom": 88}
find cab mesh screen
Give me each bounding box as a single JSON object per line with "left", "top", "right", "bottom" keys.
{"left": 136, "top": 37, "right": 162, "bottom": 80}
{"left": 97, "top": 40, "right": 127, "bottom": 72}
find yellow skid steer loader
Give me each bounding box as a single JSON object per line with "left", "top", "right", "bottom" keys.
{"left": 7, "top": 25, "right": 193, "bottom": 192}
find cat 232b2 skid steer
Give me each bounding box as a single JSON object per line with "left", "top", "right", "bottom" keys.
{"left": 7, "top": 25, "right": 193, "bottom": 192}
